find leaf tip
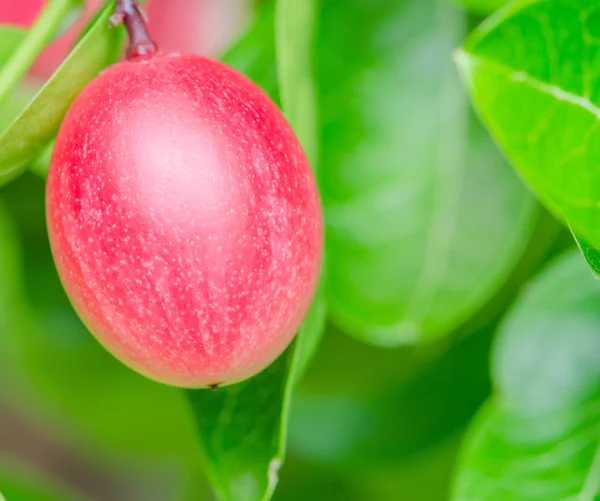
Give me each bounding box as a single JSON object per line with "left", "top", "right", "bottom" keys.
{"left": 452, "top": 48, "right": 470, "bottom": 76}
{"left": 452, "top": 48, "right": 477, "bottom": 97}
{"left": 265, "top": 458, "right": 282, "bottom": 499}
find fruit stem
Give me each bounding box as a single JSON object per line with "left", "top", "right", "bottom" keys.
{"left": 111, "top": 0, "right": 158, "bottom": 60}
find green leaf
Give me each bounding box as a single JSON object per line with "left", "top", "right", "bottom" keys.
{"left": 0, "top": 26, "right": 27, "bottom": 66}
{"left": 186, "top": 2, "right": 324, "bottom": 501}
{"left": 0, "top": 84, "right": 39, "bottom": 132}
{"left": 453, "top": 250, "right": 600, "bottom": 501}
{"left": 0, "top": 0, "right": 124, "bottom": 186}
{"left": 187, "top": 353, "right": 292, "bottom": 501}
{"left": 572, "top": 228, "right": 600, "bottom": 278}
{"left": 456, "top": 0, "right": 600, "bottom": 271}
{"left": 276, "top": 0, "right": 318, "bottom": 166}
{"left": 0, "top": 457, "right": 89, "bottom": 501}
{"left": 320, "top": 0, "right": 538, "bottom": 345}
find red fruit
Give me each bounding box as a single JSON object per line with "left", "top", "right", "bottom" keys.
{"left": 47, "top": 54, "right": 323, "bottom": 388}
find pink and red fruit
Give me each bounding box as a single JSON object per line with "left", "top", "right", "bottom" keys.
{"left": 46, "top": 54, "right": 323, "bottom": 388}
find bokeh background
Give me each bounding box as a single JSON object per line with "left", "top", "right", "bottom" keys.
{"left": 0, "top": 1, "right": 583, "bottom": 500}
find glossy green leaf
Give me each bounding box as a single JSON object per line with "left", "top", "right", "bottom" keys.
{"left": 320, "top": 0, "right": 537, "bottom": 345}
{"left": 188, "top": 353, "right": 292, "bottom": 501}
{"left": 456, "top": 0, "right": 600, "bottom": 271}
{"left": 0, "top": 457, "right": 88, "bottom": 501}
{"left": 186, "top": 2, "right": 324, "bottom": 501}
{"left": 572, "top": 228, "right": 600, "bottom": 278}
{"left": 0, "top": 0, "right": 124, "bottom": 186}
{"left": 453, "top": 250, "right": 600, "bottom": 501}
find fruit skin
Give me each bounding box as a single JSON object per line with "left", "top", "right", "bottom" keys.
{"left": 47, "top": 54, "right": 323, "bottom": 388}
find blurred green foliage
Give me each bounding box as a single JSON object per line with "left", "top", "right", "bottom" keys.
{"left": 1, "top": 0, "right": 598, "bottom": 501}
{"left": 318, "top": 0, "right": 537, "bottom": 346}
{"left": 454, "top": 251, "right": 600, "bottom": 501}
{"left": 0, "top": 458, "right": 88, "bottom": 501}
{"left": 449, "top": 0, "right": 508, "bottom": 14}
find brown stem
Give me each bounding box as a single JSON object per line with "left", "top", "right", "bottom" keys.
{"left": 111, "top": 0, "right": 158, "bottom": 60}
